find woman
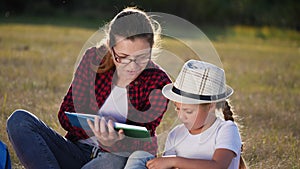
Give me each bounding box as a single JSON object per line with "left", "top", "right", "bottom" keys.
{"left": 6, "top": 7, "right": 171, "bottom": 169}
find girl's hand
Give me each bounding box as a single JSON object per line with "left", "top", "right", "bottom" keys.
{"left": 87, "top": 116, "right": 125, "bottom": 147}
{"left": 146, "top": 157, "right": 175, "bottom": 169}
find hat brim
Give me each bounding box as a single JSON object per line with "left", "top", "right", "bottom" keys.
{"left": 162, "top": 84, "right": 234, "bottom": 104}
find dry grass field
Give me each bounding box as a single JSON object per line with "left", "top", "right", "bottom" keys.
{"left": 0, "top": 22, "right": 299, "bottom": 168}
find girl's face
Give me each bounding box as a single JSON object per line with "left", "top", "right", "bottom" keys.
{"left": 111, "top": 37, "right": 151, "bottom": 86}
{"left": 174, "top": 102, "right": 211, "bottom": 133}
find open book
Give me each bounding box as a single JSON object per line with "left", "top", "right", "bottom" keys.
{"left": 65, "top": 112, "right": 151, "bottom": 141}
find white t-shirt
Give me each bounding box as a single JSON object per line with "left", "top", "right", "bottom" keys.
{"left": 164, "top": 117, "right": 242, "bottom": 169}
{"left": 98, "top": 85, "right": 128, "bottom": 123}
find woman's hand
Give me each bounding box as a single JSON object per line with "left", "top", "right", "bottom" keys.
{"left": 87, "top": 116, "right": 125, "bottom": 147}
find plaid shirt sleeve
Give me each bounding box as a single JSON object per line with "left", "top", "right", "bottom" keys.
{"left": 58, "top": 47, "right": 100, "bottom": 141}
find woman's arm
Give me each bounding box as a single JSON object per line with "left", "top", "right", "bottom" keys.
{"left": 146, "top": 149, "right": 235, "bottom": 169}
{"left": 58, "top": 48, "right": 96, "bottom": 138}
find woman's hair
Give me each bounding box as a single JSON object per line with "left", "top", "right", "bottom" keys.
{"left": 96, "top": 7, "right": 161, "bottom": 73}
{"left": 218, "top": 100, "right": 247, "bottom": 169}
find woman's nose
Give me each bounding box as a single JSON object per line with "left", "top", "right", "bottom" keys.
{"left": 127, "top": 61, "right": 139, "bottom": 69}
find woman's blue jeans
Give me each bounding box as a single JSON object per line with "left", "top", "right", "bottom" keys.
{"left": 6, "top": 109, "right": 128, "bottom": 169}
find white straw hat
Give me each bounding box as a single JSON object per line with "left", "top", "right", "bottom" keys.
{"left": 162, "top": 60, "right": 233, "bottom": 104}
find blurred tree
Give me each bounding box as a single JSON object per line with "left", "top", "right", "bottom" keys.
{"left": 0, "top": 0, "right": 299, "bottom": 29}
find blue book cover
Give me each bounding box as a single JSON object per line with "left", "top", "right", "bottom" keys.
{"left": 65, "top": 112, "right": 151, "bottom": 141}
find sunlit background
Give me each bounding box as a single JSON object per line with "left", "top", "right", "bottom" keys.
{"left": 0, "top": 1, "right": 299, "bottom": 168}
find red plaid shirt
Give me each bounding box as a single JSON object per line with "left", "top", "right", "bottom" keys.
{"left": 58, "top": 46, "right": 171, "bottom": 154}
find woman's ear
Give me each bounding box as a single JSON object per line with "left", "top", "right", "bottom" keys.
{"left": 106, "top": 39, "right": 110, "bottom": 48}
{"left": 106, "top": 40, "right": 111, "bottom": 51}
{"left": 107, "top": 43, "right": 114, "bottom": 59}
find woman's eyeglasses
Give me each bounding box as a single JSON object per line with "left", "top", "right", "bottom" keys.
{"left": 111, "top": 47, "right": 151, "bottom": 65}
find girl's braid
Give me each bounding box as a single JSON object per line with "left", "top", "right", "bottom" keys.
{"left": 221, "top": 100, "right": 248, "bottom": 169}
{"left": 223, "top": 100, "right": 234, "bottom": 121}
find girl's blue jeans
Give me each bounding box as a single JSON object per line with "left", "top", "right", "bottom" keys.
{"left": 124, "top": 150, "right": 155, "bottom": 169}
{"left": 6, "top": 109, "right": 127, "bottom": 169}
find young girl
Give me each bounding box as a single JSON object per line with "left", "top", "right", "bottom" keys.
{"left": 124, "top": 59, "right": 247, "bottom": 169}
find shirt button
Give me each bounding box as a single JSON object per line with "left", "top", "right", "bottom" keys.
{"left": 129, "top": 96, "right": 133, "bottom": 99}
{"left": 134, "top": 81, "right": 138, "bottom": 85}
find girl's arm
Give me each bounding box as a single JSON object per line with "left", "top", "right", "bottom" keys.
{"left": 146, "top": 148, "right": 235, "bottom": 169}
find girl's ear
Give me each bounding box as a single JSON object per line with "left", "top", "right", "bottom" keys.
{"left": 209, "top": 103, "right": 216, "bottom": 112}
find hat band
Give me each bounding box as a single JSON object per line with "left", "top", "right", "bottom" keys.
{"left": 172, "top": 86, "right": 226, "bottom": 101}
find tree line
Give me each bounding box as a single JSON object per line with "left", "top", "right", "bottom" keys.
{"left": 1, "top": 0, "right": 299, "bottom": 29}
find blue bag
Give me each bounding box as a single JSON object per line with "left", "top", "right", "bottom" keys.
{"left": 0, "top": 140, "right": 11, "bottom": 169}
